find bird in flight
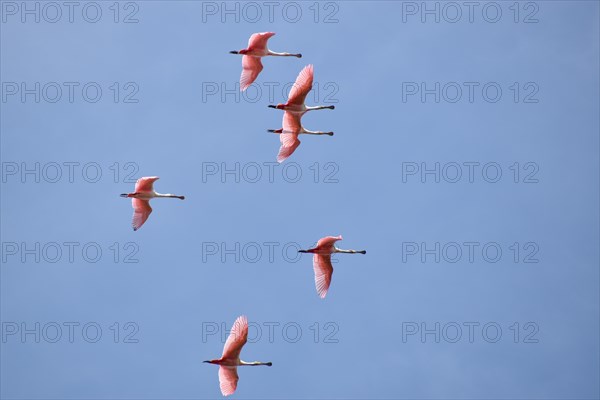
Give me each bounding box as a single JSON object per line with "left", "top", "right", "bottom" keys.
{"left": 230, "top": 32, "right": 302, "bottom": 91}
{"left": 268, "top": 64, "right": 335, "bottom": 113}
{"left": 299, "top": 235, "right": 366, "bottom": 298}
{"left": 120, "top": 176, "right": 184, "bottom": 231}
{"left": 204, "top": 315, "right": 272, "bottom": 396}
{"left": 269, "top": 111, "right": 333, "bottom": 163}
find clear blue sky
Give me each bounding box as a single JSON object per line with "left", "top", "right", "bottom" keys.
{"left": 1, "top": 1, "right": 599, "bottom": 399}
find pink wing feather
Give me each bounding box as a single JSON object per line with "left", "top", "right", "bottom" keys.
{"left": 287, "top": 64, "right": 314, "bottom": 106}
{"left": 222, "top": 315, "right": 248, "bottom": 360}
{"left": 313, "top": 254, "right": 334, "bottom": 299}
{"left": 316, "top": 235, "right": 343, "bottom": 248}
{"left": 131, "top": 199, "right": 152, "bottom": 231}
{"left": 218, "top": 366, "right": 239, "bottom": 396}
{"left": 240, "top": 56, "right": 263, "bottom": 91}
{"left": 134, "top": 176, "right": 159, "bottom": 192}
{"left": 247, "top": 32, "right": 275, "bottom": 51}
{"left": 277, "top": 134, "right": 301, "bottom": 163}
{"left": 276, "top": 111, "right": 303, "bottom": 163}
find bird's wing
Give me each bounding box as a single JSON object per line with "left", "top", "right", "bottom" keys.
{"left": 287, "top": 64, "right": 314, "bottom": 106}
{"left": 222, "top": 315, "right": 248, "bottom": 359}
{"left": 313, "top": 254, "right": 334, "bottom": 299}
{"left": 131, "top": 199, "right": 152, "bottom": 231}
{"left": 135, "top": 176, "right": 159, "bottom": 192}
{"left": 218, "top": 366, "right": 239, "bottom": 397}
{"left": 277, "top": 133, "right": 301, "bottom": 163}
{"left": 240, "top": 56, "right": 263, "bottom": 91}
{"left": 316, "top": 235, "right": 343, "bottom": 248}
{"left": 247, "top": 32, "right": 275, "bottom": 51}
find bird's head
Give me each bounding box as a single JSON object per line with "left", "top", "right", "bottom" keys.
{"left": 268, "top": 104, "right": 285, "bottom": 110}
{"left": 203, "top": 359, "right": 219, "bottom": 364}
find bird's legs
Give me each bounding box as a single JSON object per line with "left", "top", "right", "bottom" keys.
{"left": 268, "top": 50, "right": 302, "bottom": 58}
{"left": 335, "top": 248, "right": 367, "bottom": 254}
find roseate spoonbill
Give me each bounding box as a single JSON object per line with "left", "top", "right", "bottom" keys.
{"left": 268, "top": 64, "right": 335, "bottom": 113}
{"left": 204, "top": 315, "right": 272, "bottom": 396}
{"left": 298, "top": 235, "right": 366, "bottom": 299}
{"left": 268, "top": 111, "right": 333, "bottom": 163}
{"left": 230, "top": 32, "right": 302, "bottom": 91}
{"left": 120, "top": 176, "right": 184, "bottom": 231}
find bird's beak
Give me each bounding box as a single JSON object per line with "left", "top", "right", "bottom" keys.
{"left": 203, "top": 360, "right": 211, "bottom": 363}
{"left": 120, "top": 193, "right": 128, "bottom": 198}
{"left": 298, "top": 250, "right": 308, "bottom": 253}
{"left": 229, "top": 51, "right": 238, "bottom": 54}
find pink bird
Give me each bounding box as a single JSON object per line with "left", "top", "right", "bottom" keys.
{"left": 120, "top": 176, "right": 185, "bottom": 231}
{"left": 268, "top": 111, "right": 333, "bottom": 163}
{"left": 204, "top": 315, "right": 272, "bottom": 396}
{"left": 299, "top": 236, "right": 366, "bottom": 299}
{"left": 268, "top": 64, "right": 335, "bottom": 113}
{"left": 230, "top": 32, "right": 302, "bottom": 91}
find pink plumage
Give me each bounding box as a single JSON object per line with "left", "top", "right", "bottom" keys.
{"left": 121, "top": 176, "right": 184, "bottom": 231}
{"left": 286, "top": 64, "right": 314, "bottom": 106}
{"left": 222, "top": 315, "right": 248, "bottom": 360}
{"left": 218, "top": 366, "right": 239, "bottom": 397}
{"left": 247, "top": 32, "right": 276, "bottom": 51}
{"left": 232, "top": 32, "right": 301, "bottom": 91}
{"left": 204, "top": 315, "right": 271, "bottom": 396}
{"left": 299, "top": 235, "right": 365, "bottom": 299}
{"left": 240, "top": 56, "right": 263, "bottom": 91}
{"left": 131, "top": 199, "right": 152, "bottom": 231}
{"left": 134, "top": 176, "right": 159, "bottom": 192}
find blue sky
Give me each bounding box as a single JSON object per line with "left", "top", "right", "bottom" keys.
{"left": 1, "top": 1, "right": 599, "bottom": 399}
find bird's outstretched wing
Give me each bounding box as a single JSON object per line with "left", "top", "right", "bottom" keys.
{"left": 135, "top": 176, "right": 159, "bottom": 192}
{"left": 277, "top": 111, "right": 302, "bottom": 163}
{"left": 287, "top": 64, "right": 313, "bottom": 106}
{"left": 277, "top": 133, "right": 301, "bottom": 163}
{"left": 313, "top": 254, "right": 334, "bottom": 299}
{"left": 240, "top": 56, "right": 263, "bottom": 91}
{"left": 316, "top": 235, "right": 343, "bottom": 248}
{"left": 247, "top": 32, "right": 275, "bottom": 51}
{"left": 219, "top": 366, "right": 239, "bottom": 396}
{"left": 131, "top": 199, "right": 152, "bottom": 231}
{"left": 222, "top": 315, "right": 248, "bottom": 359}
